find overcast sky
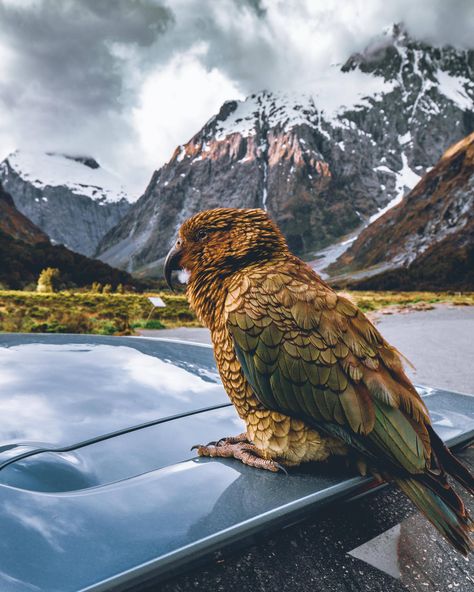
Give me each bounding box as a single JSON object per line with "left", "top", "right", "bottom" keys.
{"left": 0, "top": 0, "right": 473, "bottom": 196}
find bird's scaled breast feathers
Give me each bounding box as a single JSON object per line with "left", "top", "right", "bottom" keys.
{"left": 223, "top": 263, "right": 432, "bottom": 471}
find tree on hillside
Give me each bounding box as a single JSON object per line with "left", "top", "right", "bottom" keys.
{"left": 91, "top": 282, "right": 102, "bottom": 293}
{"left": 37, "top": 267, "right": 60, "bottom": 293}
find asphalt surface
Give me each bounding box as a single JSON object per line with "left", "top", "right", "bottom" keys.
{"left": 375, "top": 306, "right": 474, "bottom": 394}
{"left": 141, "top": 306, "right": 474, "bottom": 394}
{"left": 141, "top": 307, "right": 474, "bottom": 592}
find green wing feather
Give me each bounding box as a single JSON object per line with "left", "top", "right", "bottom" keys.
{"left": 226, "top": 269, "right": 431, "bottom": 475}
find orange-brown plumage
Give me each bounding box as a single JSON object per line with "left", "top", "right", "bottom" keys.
{"left": 165, "top": 207, "right": 473, "bottom": 554}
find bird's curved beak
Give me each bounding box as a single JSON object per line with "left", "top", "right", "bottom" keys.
{"left": 164, "top": 242, "right": 183, "bottom": 291}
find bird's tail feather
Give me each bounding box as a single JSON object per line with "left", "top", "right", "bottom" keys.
{"left": 427, "top": 425, "right": 474, "bottom": 495}
{"left": 395, "top": 476, "right": 472, "bottom": 555}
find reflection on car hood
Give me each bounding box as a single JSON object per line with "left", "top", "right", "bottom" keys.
{"left": 0, "top": 334, "right": 226, "bottom": 456}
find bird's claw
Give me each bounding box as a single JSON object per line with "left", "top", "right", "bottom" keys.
{"left": 191, "top": 440, "right": 288, "bottom": 474}
{"left": 192, "top": 433, "right": 250, "bottom": 450}
{"left": 217, "top": 433, "right": 251, "bottom": 447}
{"left": 274, "top": 462, "right": 288, "bottom": 476}
{"left": 191, "top": 437, "right": 244, "bottom": 451}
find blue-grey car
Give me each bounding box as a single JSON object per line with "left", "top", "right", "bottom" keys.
{"left": 0, "top": 334, "right": 472, "bottom": 592}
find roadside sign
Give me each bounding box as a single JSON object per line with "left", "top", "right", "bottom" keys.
{"left": 148, "top": 296, "right": 166, "bottom": 308}
{"left": 145, "top": 296, "right": 167, "bottom": 325}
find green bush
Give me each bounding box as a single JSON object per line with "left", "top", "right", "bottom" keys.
{"left": 96, "top": 321, "right": 119, "bottom": 335}
{"left": 131, "top": 319, "right": 166, "bottom": 330}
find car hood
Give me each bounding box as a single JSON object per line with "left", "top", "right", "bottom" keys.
{"left": 0, "top": 334, "right": 472, "bottom": 592}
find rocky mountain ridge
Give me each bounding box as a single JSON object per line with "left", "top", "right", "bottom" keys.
{"left": 0, "top": 151, "right": 132, "bottom": 257}
{"left": 96, "top": 25, "right": 474, "bottom": 275}
{"left": 329, "top": 131, "right": 474, "bottom": 290}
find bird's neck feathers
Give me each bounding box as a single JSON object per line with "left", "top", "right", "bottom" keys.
{"left": 186, "top": 217, "right": 290, "bottom": 329}
{"left": 187, "top": 252, "right": 289, "bottom": 330}
{"left": 186, "top": 267, "right": 228, "bottom": 330}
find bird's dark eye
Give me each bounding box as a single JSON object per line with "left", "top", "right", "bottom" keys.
{"left": 196, "top": 229, "right": 208, "bottom": 241}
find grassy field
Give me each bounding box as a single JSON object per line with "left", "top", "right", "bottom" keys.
{"left": 0, "top": 290, "right": 473, "bottom": 335}
{"left": 345, "top": 290, "right": 474, "bottom": 313}
{"left": 0, "top": 290, "right": 197, "bottom": 335}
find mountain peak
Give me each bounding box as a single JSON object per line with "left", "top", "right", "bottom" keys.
{"left": 330, "top": 131, "right": 474, "bottom": 290}
{"left": 0, "top": 150, "right": 132, "bottom": 257}
{"left": 1, "top": 150, "right": 130, "bottom": 204}
{"left": 342, "top": 22, "right": 474, "bottom": 84}
{"left": 382, "top": 22, "right": 409, "bottom": 43}
{"left": 202, "top": 91, "right": 317, "bottom": 142}
{"left": 97, "top": 28, "right": 474, "bottom": 275}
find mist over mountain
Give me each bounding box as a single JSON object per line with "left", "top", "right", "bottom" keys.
{"left": 96, "top": 25, "right": 474, "bottom": 276}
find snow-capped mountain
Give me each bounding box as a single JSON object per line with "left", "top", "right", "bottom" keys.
{"left": 0, "top": 151, "right": 132, "bottom": 257}
{"left": 96, "top": 24, "right": 474, "bottom": 274}
{"left": 0, "top": 182, "right": 138, "bottom": 290}
{"left": 329, "top": 131, "right": 474, "bottom": 290}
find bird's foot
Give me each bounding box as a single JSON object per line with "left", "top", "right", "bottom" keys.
{"left": 205, "top": 432, "right": 250, "bottom": 447}
{"left": 191, "top": 440, "right": 287, "bottom": 473}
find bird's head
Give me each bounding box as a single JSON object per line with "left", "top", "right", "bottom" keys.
{"left": 164, "top": 208, "right": 288, "bottom": 290}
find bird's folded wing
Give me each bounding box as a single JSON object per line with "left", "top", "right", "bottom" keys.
{"left": 225, "top": 269, "right": 431, "bottom": 474}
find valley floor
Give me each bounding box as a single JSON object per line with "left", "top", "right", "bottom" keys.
{"left": 0, "top": 290, "right": 197, "bottom": 335}
{"left": 0, "top": 289, "right": 473, "bottom": 346}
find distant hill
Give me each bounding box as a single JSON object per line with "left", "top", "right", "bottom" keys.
{"left": 331, "top": 132, "right": 474, "bottom": 290}
{"left": 0, "top": 183, "right": 143, "bottom": 290}
{"left": 343, "top": 222, "right": 474, "bottom": 291}
{"left": 96, "top": 24, "right": 474, "bottom": 275}
{"left": 0, "top": 151, "right": 132, "bottom": 257}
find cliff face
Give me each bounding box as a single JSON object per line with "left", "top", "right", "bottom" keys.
{"left": 330, "top": 132, "right": 474, "bottom": 289}
{"left": 97, "top": 93, "right": 363, "bottom": 269}
{"left": 0, "top": 182, "right": 49, "bottom": 244}
{"left": 0, "top": 151, "right": 131, "bottom": 257}
{"left": 96, "top": 25, "right": 474, "bottom": 275}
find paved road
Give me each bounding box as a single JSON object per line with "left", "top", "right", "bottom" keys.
{"left": 377, "top": 306, "right": 474, "bottom": 394}
{"left": 141, "top": 306, "right": 474, "bottom": 394}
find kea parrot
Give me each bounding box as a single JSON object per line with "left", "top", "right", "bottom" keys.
{"left": 164, "top": 207, "right": 473, "bottom": 554}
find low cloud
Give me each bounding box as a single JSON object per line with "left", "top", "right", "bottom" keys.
{"left": 0, "top": 0, "right": 472, "bottom": 195}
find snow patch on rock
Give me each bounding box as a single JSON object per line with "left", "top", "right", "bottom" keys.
{"left": 5, "top": 151, "right": 132, "bottom": 204}
{"left": 436, "top": 70, "right": 474, "bottom": 111}
{"left": 371, "top": 154, "right": 421, "bottom": 223}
